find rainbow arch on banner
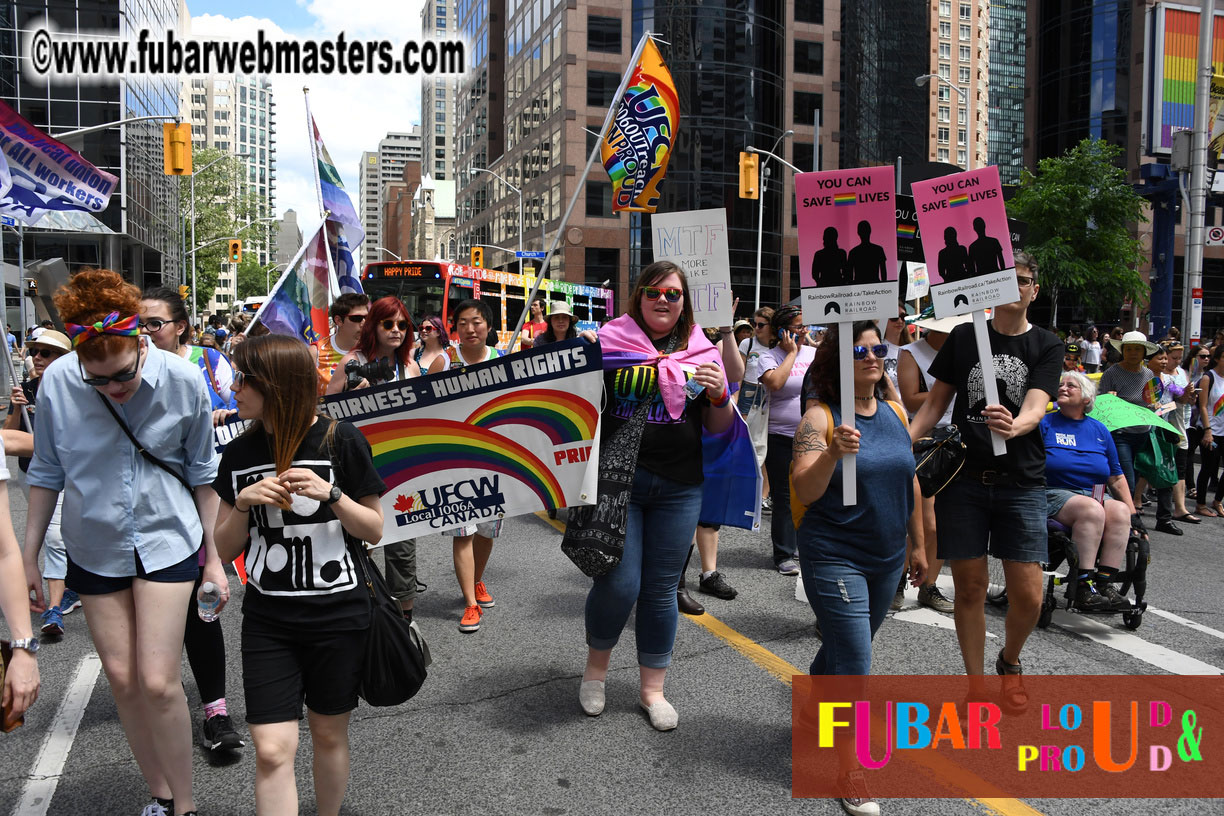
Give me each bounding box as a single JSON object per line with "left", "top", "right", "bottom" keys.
{"left": 364, "top": 418, "right": 566, "bottom": 509}
{"left": 465, "top": 388, "right": 599, "bottom": 445}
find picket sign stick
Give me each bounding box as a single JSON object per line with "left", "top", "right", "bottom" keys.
{"left": 972, "top": 309, "right": 1008, "bottom": 455}
{"left": 839, "top": 322, "right": 856, "bottom": 505}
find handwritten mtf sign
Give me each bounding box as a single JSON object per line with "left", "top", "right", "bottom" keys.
{"left": 651, "top": 208, "right": 733, "bottom": 326}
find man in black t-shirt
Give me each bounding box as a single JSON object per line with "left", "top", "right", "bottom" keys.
{"left": 909, "top": 253, "right": 1062, "bottom": 709}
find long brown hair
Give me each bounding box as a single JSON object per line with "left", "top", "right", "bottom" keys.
{"left": 232, "top": 335, "right": 320, "bottom": 473}
{"left": 627, "top": 261, "right": 694, "bottom": 349}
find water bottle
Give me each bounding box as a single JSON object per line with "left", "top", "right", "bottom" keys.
{"left": 197, "top": 582, "right": 222, "bottom": 622}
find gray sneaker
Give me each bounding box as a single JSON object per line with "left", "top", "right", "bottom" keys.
{"left": 777, "top": 558, "right": 800, "bottom": 576}
{"left": 917, "top": 584, "right": 955, "bottom": 613}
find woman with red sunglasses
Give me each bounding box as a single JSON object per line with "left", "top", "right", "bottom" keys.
{"left": 414, "top": 314, "right": 450, "bottom": 372}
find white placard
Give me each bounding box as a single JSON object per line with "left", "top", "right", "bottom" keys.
{"left": 651, "top": 208, "right": 733, "bottom": 326}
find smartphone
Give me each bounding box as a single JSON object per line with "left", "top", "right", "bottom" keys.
{"left": 683, "top": 377, "right": 706, "bottom": 401}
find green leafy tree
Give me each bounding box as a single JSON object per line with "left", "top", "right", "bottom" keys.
{"left": 236, "top": 258, "right": 271, "bottom": 300}
{"left": 179, "top": 147, "right": 271, "bottom": 316}
{"left": 1007, "top": 138, "right": 1148, "bottom": 323}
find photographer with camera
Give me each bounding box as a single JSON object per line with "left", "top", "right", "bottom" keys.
{"left": 327, "top": 297, "right": 424, "bottom": 624}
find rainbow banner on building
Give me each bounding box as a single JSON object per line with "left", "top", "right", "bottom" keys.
{"left": 320, "top": 339, "right": 603, "bottom": 541}
{"left": 251, "top": 221, "right": 334, "bottom": 344}
{"left": 600, "top": 37, "right": 680, "bottom": 213}
{"left": 1148, "top": 5, "right": 1224, "bottom": 153}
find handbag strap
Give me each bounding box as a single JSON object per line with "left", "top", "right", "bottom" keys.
{"left": 97, "top": 392, "right": 193, "bottom": 494}
{"left": 200, "top": 347, "right": 223, "bottom": 398}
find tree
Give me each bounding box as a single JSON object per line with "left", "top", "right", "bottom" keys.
{"left": 236, "top": 258, "right": 270, "bottom": 300}
{"left": 179, "top": 147, "right": 271, "bottom": 316}
{"left": 1007, "top": 138, "right": 1148, "bottom": 323}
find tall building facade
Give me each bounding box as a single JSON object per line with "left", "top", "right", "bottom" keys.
{"left": 987, "top": 0, "right": 1025, "bottom": 183}
{"left": 0, "top": 0, "right": 182, "bottom": 327}
{"left": 454, "top": 0, "right": 839, "bottom": 312}
{"left": 357, "top": 129, "right": 422, "bottom": 266}
{"left": 421, "top": 0, "right": 456, "bottom": 187}
{"left": 923, "top": 0, "right": 989, "bottom": 170}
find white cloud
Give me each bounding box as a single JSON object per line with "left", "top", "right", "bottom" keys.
{"left": 188, "top": 2, "right": 431, "bottom": 226}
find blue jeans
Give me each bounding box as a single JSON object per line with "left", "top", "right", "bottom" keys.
{"left": 798, "top": 557, "right": 905, "bottom": 675}
{"left": 585, "top": 467, "right": 703, "bottom": 668}
{"left": 1113, "top": 431, "right": 1172, "bottom": 523}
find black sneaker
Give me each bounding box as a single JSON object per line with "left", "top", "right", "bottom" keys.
{"left": 698, "top": 571, "right": 738, "bottom": 600}
{"left": 1097, "top": 582, "right": 1130, "bottom": 612}
{"left": 1069, "top": 580, "right": 1111, "bottom": 613}
{"left": 201, "top": 713, "right": 245, "bottom": 751}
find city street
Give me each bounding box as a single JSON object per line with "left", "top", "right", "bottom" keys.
{"left": 1, "top": 474, "right": 1221, "bottom": 816}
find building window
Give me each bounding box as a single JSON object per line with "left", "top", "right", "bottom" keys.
{"left": 214, "top": 126, "right": 229, "bottom": 136}
{"left": 958, "top": 65, "right": 970, "bottom": 83}
{"left": 191, "top": 94, "right": 205, "bottom": 104}
{"left": 586, "top": 181, "right": 614, "bottom": 217}
{"left": 939, "top": 43, "right": 950, "bottom": 60}
{"left": 437, "top": 88, "right": 447, "bottom": 98}
{"left": 588, "top": 15, "right": 621, "bottom": 53}
{"left": 587, "top": 70, "right": 621, "bottom": 107}
{"left": 938, "top": 105, "right": 950, "bottom": 122}
{"left": 795, "top": 4, "right": 822, "bottom": 23}
{"left": 793, "top": 91, "right": 822, "bottom": 124}
{"left": 960, "top": 24, "right": 970, "bottom": 40}
{"left": 958, "top": 107, "right": 967, "bottom": 125}
{"left": 938, "top": 148, "right": 949, "bottom": 162}
{"left": 436, "top": 112, "right": 446, "bottom": 122}
{"left": 959, "top": 45, "right": 970, "bottom": 62}
{"left": 937, "top": 127, "right": 949, "bottom": 144}
{"left": 958, "top": 149, "right": 967, "bottom": 165}
{"left": 938, "top": 85, "right": 951, "bottom": 101}
{"left": 939, "top": 0, "right": 951, "bottom": 17}
{"left": 794, "top": 40, "right": 823, "bottom": 74}
{"left": 959, "top": 3, "right": 971, "bottom": 19}
{"left": 939, "top": 63, "right": 950, "bottom": 80}
{"left": 939, "top": 21, "right": 951, "bottom": 38}
{"left": 436, "top": 124, "right": 446, "bottom": 134}
{"left": 958, "top": 128, "right": 966, "bottom": 145}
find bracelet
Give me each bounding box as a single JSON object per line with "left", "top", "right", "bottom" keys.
{"left": 710, "top": 388, "right": 730, "bottom": 408}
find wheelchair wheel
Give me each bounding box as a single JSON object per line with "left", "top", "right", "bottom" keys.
{"left": 1123, "top": 610, "right": 1143, "bottom": 631}
{"left": 986, "top": 556, "right": 1008, "bottom": 606}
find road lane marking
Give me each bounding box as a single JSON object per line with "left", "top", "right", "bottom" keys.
{"left": 13, "top": 653, "right": 102, "bottom": 816}
{"left": 1146, "top": 607, "right": 1224, "bottom": 641}
{"left": 1048, "top": 609, "right": 1222, "bottom": 674}
{"left": 535, "top": 511, "right": 565, "bottom": 534}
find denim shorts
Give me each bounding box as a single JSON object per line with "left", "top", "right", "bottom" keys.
{"left": 1045, "top": 487, "right": 1114, "bottom": 518}
{"left": 934, "top": 477, "right": 1048, "bottom": 563}
{"left": 443, "top": 519, "right": 502, "bottom": 538}
{"left": 65, "top": 547, "right": 201, "bottom": 596}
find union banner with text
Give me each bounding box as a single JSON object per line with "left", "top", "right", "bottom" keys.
{"left": 319, "top": 338, "right": 603, "bottom": 542}
{"left": 792, "top": 676, "right": 1221, "bottom": 799}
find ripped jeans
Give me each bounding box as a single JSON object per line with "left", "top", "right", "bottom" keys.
{"left": 799, "top": 558, "right": 906, "bottom": 676}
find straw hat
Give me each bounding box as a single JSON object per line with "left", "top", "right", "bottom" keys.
{"left": 1109, "top": 330, "right": 1159, "bottom": 355}
{"left": 913, "top": 313, "right": 972, "bottom": 334}
{"left": 26, "top": 329, "right": 71, "bottom": 354}
{"left": 733, "top": 319, "right": 752, "bottom": 333}
{"left": 548, "top": 301, "right": 575, "bottom": 322}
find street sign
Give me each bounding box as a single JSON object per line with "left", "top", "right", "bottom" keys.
{"left": 515, "top": 251, "right": 547, "bottom": 259}
{"left": 0, "top": 216, "right": 16, "bottom": 227}
{"left": 1207, "top": 226, "right": 1224, "bottom": 246}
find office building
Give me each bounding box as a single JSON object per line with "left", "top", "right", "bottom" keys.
{"left": 421, "top": 0, "right": 457, "bottom": 187}
{"left": 921, "top": 0, "right": 989, "bottom": 170}
{"left": 273, "top": 208, "right": 302, "bottom": 267}
{"left": 357, "top": 129, "right": 422, "bottom": 266}
{"left": 987, "top": 0, "right": 1025, "bottom": 183}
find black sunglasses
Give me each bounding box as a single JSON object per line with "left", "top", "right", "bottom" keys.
{"left": 754, "top": 321, "right": 769, "bottom": 328}
{"left": 233, "top": 369, "right": 256, "bottom": 389}
{"left": 345, "top": 314, "right": 367, "bottom": 324}
{"left": 381, "top": 320, "right": 411, "bottom": 331}
{"left": 852, "top": 343, "right": 889, "bottom": 360}
{"left": 30, "top": 348, "right": 60, "bottom": 359}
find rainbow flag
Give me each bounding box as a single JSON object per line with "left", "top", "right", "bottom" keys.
{"left": 600, "top": 37, "right": 680, "bottom": 213}
{"left": 897, "top": 224, "right": 917, "bottom": 239}
{"left": 949, "top": 193, "right": 970, "bottom": 208}
{"left": 252, "top": 222, "right": 334, "bottom": 344}
{"left": 309, "top": 109, "right": 365, "bottom": 294}
{"left": 1141, "top": 377, "right": 1163, "bottom": 409}
{"left": 834, "top": 193, "right": 857, "bottom": 206}
{"left": 1214, "top": 391, "right": 1224, "bottom": 417}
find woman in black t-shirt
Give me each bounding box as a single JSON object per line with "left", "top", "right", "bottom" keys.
{"left": 213, "top": 335, "right": 385, "bottom": 816}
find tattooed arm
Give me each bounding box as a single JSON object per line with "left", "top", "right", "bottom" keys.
{"left": 791, "top": 406, "right": 839, "bottom": 505}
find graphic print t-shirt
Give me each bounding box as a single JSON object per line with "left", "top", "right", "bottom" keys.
{"left": 928, "top": 321, "right": 1062, "bottom": 486}
{"left": 213, "top": 420, "right": 386, "bottom": 631}
{"left": 1040, "top": 412, "right": 1123, "bottom": 491}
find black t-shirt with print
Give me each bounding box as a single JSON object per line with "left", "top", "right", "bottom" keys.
{"left": 602, "top": 343, "right": 709, "bottom": 485}
{"left": 214, "top": 419, "right": 386, "bottom": 631}
{"left": 928, "top": 321, "right": 1063, "bottom": 486}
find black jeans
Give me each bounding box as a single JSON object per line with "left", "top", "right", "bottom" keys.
{"left": 184, "top": 567, "right": 227, "bottom": 705}
{"left": 1197, "top": 439, "right": 1224, "bottom": 505}
{"left": 1113, "top": 431, "right": 1173, "bottom": 524}
{"left": 764, "top": 433, "right": 798, "bottom": 566}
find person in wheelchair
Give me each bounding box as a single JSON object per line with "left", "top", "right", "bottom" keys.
{"left": 1040, "top": 371, "right": 1138, "bottom": 612}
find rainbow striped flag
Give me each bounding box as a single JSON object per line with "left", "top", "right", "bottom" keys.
{"left": 1214, "top": 391, "right": 1224, "bottom": 417}
{"left": 253, "top": 222, "right": 334, "bottom": 344}
{"left": 309, "top": 109, "right": 365, "bottom": 294}
{"left": 897, "top": 224, "right": 917, "bottom": 239}
{"left": 834, "top": 193, "right": 857, "bottom": 206}
{"left": 949, "top": 193, "right": 969, "bottom": 208}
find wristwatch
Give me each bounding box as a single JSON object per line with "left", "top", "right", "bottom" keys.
{"left": 9, "top": 637, "right": 39, "bottom": 654}
{"left": 326, "top": 485, "right": 342, "bottom": 505}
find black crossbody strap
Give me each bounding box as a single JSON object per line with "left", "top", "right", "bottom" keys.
{"left": 97, "top": 392, "right": 193, "bottom": 495}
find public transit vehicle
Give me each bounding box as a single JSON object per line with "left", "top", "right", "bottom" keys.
{"left": 359, "top": 260, "right": 614, "bottom": 348}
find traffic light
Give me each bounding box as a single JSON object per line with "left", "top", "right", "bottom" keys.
{"left": 228, "top": 239, "right": 242, "bottom": 264}
{"left": 179, "top": 284, "right": 189, "bottom": 301}
{"left": 470, "top": 246, "right": 484, "bottom": 268}
{"left": 738, "top": 151, "right": 759, "bottom": 200}
{"left": 162, "top": 122, "right": 193, "bottom": 175}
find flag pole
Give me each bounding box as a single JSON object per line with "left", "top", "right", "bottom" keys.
{"left": 509, "top": 31, "right": 655, "bottom": 344}
{"left": 303, "top": 88, "right": 326, "bottom": 222}
{"left": 246, "top": 218, "right": 328, "bottom": 334}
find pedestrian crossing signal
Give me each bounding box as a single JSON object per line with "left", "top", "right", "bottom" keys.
{"left": 739, "top": 152, "right": 759, "bottom": 200}
{"left": 228, "top": 240, "right": 242, "bottom": 264}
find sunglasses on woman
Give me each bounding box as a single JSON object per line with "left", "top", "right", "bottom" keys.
{"left": 232, "top": 369, "right": 256, "bottom": 389}
{"left": 643, "top": 287, "right": 683, "bottom": 303}
{"left": 420, "top": 325, "right": 437, "bottom": 334}
{"left": 30, "top": 348, "right": 60, "bottom": 359}
{"left": 381, "top": 320, "right": 410, "bottom": 331}
{"left": 754, "top": 321, "right": 768, "bottom": 329}
{"left": 852, "top": 343, "right": 889, "bottom": 360}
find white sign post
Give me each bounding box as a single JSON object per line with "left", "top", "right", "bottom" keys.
{"left": 651, "top": 208, "right": 733, "bottom": 327}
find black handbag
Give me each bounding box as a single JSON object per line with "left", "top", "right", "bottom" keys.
{"left": 348, "top": 540, "right": 430, "bottom": 707}
{"left": 912, "top": 424, "right": 968, "bottom": 498}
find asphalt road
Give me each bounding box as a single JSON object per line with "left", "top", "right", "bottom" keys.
{"left": 1, "top": 469, "right": 1222, "bottom": 816}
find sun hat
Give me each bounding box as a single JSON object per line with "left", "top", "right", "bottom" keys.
{"left": 26, "top": 329, "right": 71, "bottom": 354}
{"left": 548, "top": 301, "right": 576, "bottom": 321}
{"left": 733, "top": 319, "right": 752, "bottom": 332}
{"left": 1109, "top": 330, "right": 1159, "bottom": 355}
{"left": 913, "top": 313, "right": 973, "bottom": 334}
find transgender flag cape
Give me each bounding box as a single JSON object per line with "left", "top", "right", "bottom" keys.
{"left": 598, "top": 315, "right": 761, "bottom": 531}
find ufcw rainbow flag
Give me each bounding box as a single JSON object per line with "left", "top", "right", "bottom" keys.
{"left": 600, "top": 37, "right": 680, "bottom": 213}
{"left": 310, "top": 113, "right": 364, "bottom": 294}
{"left": 255, "top": 223, "right": 333, "bottom": 344}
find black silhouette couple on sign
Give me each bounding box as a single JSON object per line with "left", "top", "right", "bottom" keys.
{"left": 812, "top": 220, "right": 887, "bottom": 287}
{"left": 937, "top": 217, "right": 1005, "bottom": 284}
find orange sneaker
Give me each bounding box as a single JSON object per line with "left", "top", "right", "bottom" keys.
{"left": 474, "top": 580, "right": 495, "bottom": 608}
{"left": 458, "top": 604, "right": 482, "bottom": 633}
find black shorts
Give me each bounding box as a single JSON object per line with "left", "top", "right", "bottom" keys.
{"left": 242, "top": 616, "right": 368, "bottom": 724}
{"left": 66, "top": 548, "right": 200, "bottom": 596}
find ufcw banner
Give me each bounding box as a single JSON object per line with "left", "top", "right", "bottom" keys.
{"left": 320, "top": 339, "right": 603, "bottom": 542}
{"left": 600, "top": 38, "right": 679, "bottom": 213}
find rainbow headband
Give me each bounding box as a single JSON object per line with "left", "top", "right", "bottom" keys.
{"left": 64, "top": 312, "right": 141, "bottom": 348}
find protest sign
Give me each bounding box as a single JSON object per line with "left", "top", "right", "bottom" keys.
{"left": 318, "top": 338, "right": 603, "bottom": 542}
{"left": 905, "top": 263, "right": 929, "bottom": 301}
{"left": 912, "top": 166, "right": 1018, "bottom": 317}
{"left": 895, "top": 194, "right": 923, "bottom": 262}
{"left": 796, "top": 166, "right": 897, "bottom": 324}
{"left": 651, "top": 208, "right": 733, "bottom": 326}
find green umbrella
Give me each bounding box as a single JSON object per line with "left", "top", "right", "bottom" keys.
{"left": 1087, "top": 394, "right": 1180, "bottom": 438}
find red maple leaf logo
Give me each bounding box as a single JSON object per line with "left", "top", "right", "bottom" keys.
{"left": 393, "top": 494, "right": 413, "bottom": 512}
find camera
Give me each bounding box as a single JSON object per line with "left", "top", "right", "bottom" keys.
{"left": 345, "top": 357, "right": 396, "bottom": 390}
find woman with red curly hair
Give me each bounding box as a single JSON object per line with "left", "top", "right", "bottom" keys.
{"left": 325, "top": 296, "right": 419, "bottom": 394}
{"left": 21, "top": 269, "right": 219, "bottom": 816}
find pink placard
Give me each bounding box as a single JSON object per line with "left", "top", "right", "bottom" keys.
{"left": 911, "top": 166, "right": 1019, "bottom": 316}
{"left": 795, "top": 166, "right": 898, "bottom": 323}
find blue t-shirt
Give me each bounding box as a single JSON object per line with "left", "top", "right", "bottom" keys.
{"left": 1041, "top": 411, "right": 1122, "bottom": 491}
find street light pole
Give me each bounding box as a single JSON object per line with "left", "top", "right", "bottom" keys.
{"left": 915, "top": 74, "right": 970, "bottom": 170}
{"left": 375, "top": 246, "right": 403, "bottom": 261}
{"left": 748, "top": 130, "right": 794, "bottom": 311}
{"left": 472, "top": 167, "right": 524, "bottom": 277}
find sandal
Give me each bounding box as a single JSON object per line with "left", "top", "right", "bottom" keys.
{"left": 995, "top": 649, "right": 1029, "bottom": 716}
{"left": 1175, "top": 513, "right": 1202, "bottom": 524}
{"left": 1214, "top": 503, "right": 1224, "bottom": 518}
{"left": 1197, "top": 505, "right": 1219, "bottom": 518}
